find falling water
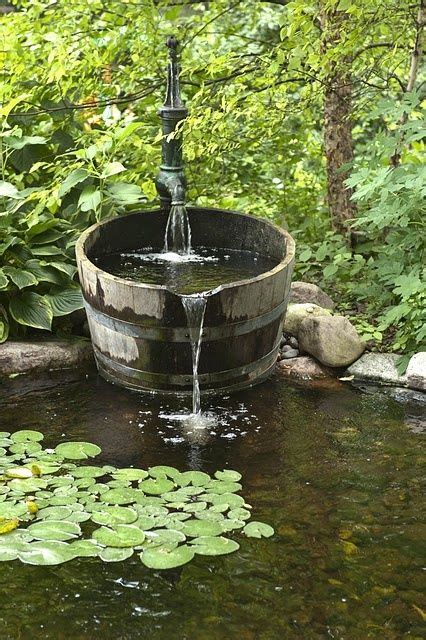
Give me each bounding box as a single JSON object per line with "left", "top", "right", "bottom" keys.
{"left": 164, "top": 204, "right": 192, "bottom": 254}
{"left": 181, "top": 294, "right": 207, "bottom": 416}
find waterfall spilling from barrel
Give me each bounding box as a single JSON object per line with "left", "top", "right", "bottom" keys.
{"left": 181, "top": 294, "right": 207, "bottom": 416}
{"left": 164, "top": 204, "right": 192, "bottom": 254}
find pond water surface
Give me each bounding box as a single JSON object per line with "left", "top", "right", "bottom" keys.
{"left": 0, "top": 371, "right": 424, "bottom": 639}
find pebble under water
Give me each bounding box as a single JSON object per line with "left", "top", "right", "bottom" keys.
{"left": 94, "top": 247, "right": 278, "bottom": 295}
{"left": 0, "top": 371, "right": 424, "bottom": 639}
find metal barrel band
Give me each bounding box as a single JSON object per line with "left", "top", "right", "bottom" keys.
{"left": 93, "top": 339, "right": 280, "bottom": 388}
{"left": 84, "top": 296, "right": 288, "bottom": 343}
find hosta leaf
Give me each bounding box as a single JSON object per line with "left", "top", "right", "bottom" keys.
{"left": 190, "top": 536, "right": 240, "bottom": 556}
{"left": 3, "top": 267, "right": 38, "bottom": 289}
{"left": 55, "top": 441, "right": 101, "bottom": 460}
{"left": 243, "top": 521, "right": 274, "bottom": 539}
{"left": 93, "top": 524, "right": 145, "bottom": 548}
{"left": 27, "top": 520, "right": 81, "bottom": 541}
{"left": 9, "top": 291, "right": 53, "bottom": 330}
{"left": 45, "top": 288, "right": 84, "bottom": 316}
{"left": 140, "top": 544, "right": 194, "bottom": 569}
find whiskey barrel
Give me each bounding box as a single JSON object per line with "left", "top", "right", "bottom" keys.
{"left": 76, "top": 207, "right": 295, "bottom": 394}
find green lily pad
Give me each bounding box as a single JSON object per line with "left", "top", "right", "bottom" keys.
{"left": 243, "top": 521, "right": 274, "bottom": 538}
{"left": 5, "top": 467, "right": 33, "bottom": 479}
{"left": 228, "top": 508, "right": 251, "bottom": 521}
{"left": 112, "top": 468, "right": 148, "bottom": 482}
{"left": 190, "top": 536, "right": 240, "bottom": 556}
{"left": 71, "top": 466, "right": 107, "bottom": 478}
{"left": 93, "top": 524, "right": 145, "bottom": 548}
{"left": 99, "top": 547, "right": 134, "bottom": 562}
{"left": 27, "top": 519, "right": 81, "bottom": 541}
{"left": 140, "top": 544, "right": 195, "bottom": 569}
{"left": 214, "top": 469, "right": 242, "bottom": 482}
{"left": 18, "top": 540, "right": 73, "bottom": 565}
{"left": 0, "top": 547, "right": 19, "bottom": 561}
{"left": 183, "top": 501, "right": 207, "bottom": 513}
{"left": 68, "top": 539, "right": 100, "bottom": 557}
{"left": 220, "top": 519, "right": 245, "bottom": 531}
{"left": 203, "top": 492, "right": 245, "bottom": 508}
{"left": 181, "top": 519, "right": 223, "bottom": 538}
{"left": 10, "top": 430, "right": 44, "bottom": 443}
{"left": 148, "top": 466, "right": 181, "bottom": 480}
{"left": 205, "top": 480, "right": 242, "bottom": 494}
{"left": 144, "top": 528, "right": 186, "bottom": 547}
{"left": 91, "top": 506, "right": 138, "bottom": 526}
{"left": 102, "top": 488, "right": 140, "bottom": 505}
{"left": 139, "top": 477, "right": 175, "bottom": 495}
{"left": 9, "top": 442, "right": 43, "bottom": 455}
{"left": 178, "top": 471, "right": 211, "bottom": 487}
{"left": 55, "top": 441, "right": 101, "bottom": 460}
{"left": 37, "top": 506, "right": 74, "bottom": 520}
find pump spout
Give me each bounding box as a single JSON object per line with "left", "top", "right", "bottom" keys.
{"left": 155, "top": 36, "right": 188, "bottom": 212}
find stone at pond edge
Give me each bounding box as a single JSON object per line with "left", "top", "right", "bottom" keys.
{"left": 406, "top": 352, "right": 426, "bottom": 392}
{"left": 276, "top": 356, "right": 333, "bottom": 380}
{"left": 290, "top": 281, "right": 335, "bottom": 310}
{"left": 282, "top": 304, "right": 332, "bottom": 337}
{"left": 280, "top": 348, "right": 299, "bottom": 360}
{"left": 298, "top": 315, "right": 365, "bottom": 368}
{"left": 346, "top": 353, "right": 407, "bottom": 386}
{"left": 0, "top": 340, "right": 94, "bottom": 377}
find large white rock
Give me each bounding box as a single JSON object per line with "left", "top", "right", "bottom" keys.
{"left": 298, "top": 315, "right": 365, "bottom": 367}
{"left": 290, "top": 281, "right": 335, "bottom": 310}
{"left": 406, "top": 352, "right": 426, "bottom": 391}
{"left": 282, "top": 303, "right": 331, "bottom": 337}
{"left": 346, "top": 353, "right": 407, "bottom": 386}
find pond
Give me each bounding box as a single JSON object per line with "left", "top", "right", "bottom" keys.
{"left": 0, "top": 371, "right": 424, "bottom": 639}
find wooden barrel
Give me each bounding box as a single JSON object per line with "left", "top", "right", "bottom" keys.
{"left": 76, "top": 207, "right": 295, "bottom": 394}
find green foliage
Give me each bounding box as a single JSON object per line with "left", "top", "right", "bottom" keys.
{"left": 0, "top": 429, "right": 274, "bottom": 568}
{"left": 0, "top": 0, "right": 424, "bottom": 356}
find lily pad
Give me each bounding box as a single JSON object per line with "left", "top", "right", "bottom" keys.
{"left": 205, "top": 480, "right": 242, "bottom": 494}
{"left": 243, "top": 521, "right": 274, "bottom": 538}
{"left": 27, "top": 519, "right": 81, "bottom": 541}
{"left": 181, "top": 519, "right": 223, "bottom": 538}
{"left": 5, "top": 467, "right": 33, "bottom": 479}
{"left": 55, "top": 441, "right": 101, "bottom": 460}
{"left": 37, "top": 506, "right": 74, "bottom": 521}
{"left": 68, "top": 539, "right": 100, "bottom": 557}
{"left": 71, "top": 466, "right": 107, "bottom": 478}
{"left": 144, "top": 528, "right": 186, "bottom": 547}
{"left": 140, "top": 544, "right": 195, "bottom": 569}
{"left": 112, "top": 468, "right": 148, "bottom": 482}
{"left": 10, "top": 430, "right": 44, "bottom": 443}
{"left": 190, "top": 536, "right": 240, "bottom": 556}
{"left": 214, "top": 469, "right": 242, "bottom": 482}
{"left": 178, "top": 471, "right": 211, "bottom": 487}
{"left": 148, "top": 465, "right": 182, "bottom": 480}
{"left": 93, "top": 524, "right": 145, "bottom": 548}
{"left": 99, "top": 547, "right": 134, "bottom": 562}
{"left": 91, "top": 506, "right": 138, "bottom": 526}
{"left": 228, "top": 508, "right": 251, "bottom": 521}
{"left": 203, "top": 493, "right": 245, "bottom": 508}
{"left": 139, "top": 478, "right": 174, "bottom": 495}
{"left": 102, "top": 488, "right": 140, "bottom": 505}
{"left": 18, "top": 540, "right": 73, "bottom": 565}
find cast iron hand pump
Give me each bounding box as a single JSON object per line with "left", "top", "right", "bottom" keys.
{"left": 155, "top": 36, "right": 188, "bottom": 211}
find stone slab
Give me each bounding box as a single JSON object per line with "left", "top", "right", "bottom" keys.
{"left": 276, "top": 356, "right": 334, "bottom": 380}
{"left": 406, "top": 352, "right": 426, "bottom": 392}
{"left": 0, "top": 340, "right": 94, "bottom": 377}
{"left": 347, "top": 353, "right": 407, "bottom": 386}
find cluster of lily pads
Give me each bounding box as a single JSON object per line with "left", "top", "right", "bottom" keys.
{"left": 0, "top": 429, "right": 274, "bottom": 568}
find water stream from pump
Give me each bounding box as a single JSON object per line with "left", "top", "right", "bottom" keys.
{"left": 164, "top": 204, "right": 192, "bottom": 254}
{"left": 181, "top": 294, "right": 207, "bottom": 417}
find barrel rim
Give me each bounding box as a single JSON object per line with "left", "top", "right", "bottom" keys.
{"left": 75, "top": 207, "right": 295, "bottom": 298}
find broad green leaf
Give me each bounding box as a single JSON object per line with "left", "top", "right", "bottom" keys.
{"left": 91, "top": 506, "right": 138, "bottom": 525}
{"left": 243, "top": 521, "right": 274, "bottom": 539}
{"left": 107, "top": 182, "right": 142, "bottom": 204}
{"left": 18, "top": 540, "right": 73, "bottom": 565}
{"left": 45, "top": 288, "right": 84, "bottom": 316}
{"left": 55, "top": 441, "right": 101, "bottom": 460}
{"left": 93, "top": 524, "right": 145, "bottom": 548}
{"left": 190, "top": 536, "right": 240, "bottom": 556}
{"left": 9, "top": 291, "right": 53, "bottom": 330}
{"left": 99, "top": 546, "right": 133, "bottom": 562}
{"left": 27, "top": 520, "right": 81, "bottom": 541}
{"left": 0, "top": 269, "right": 8, "bottom": 290}
{"left": 3, "top": 267, "right": 38, "bottom": 289}
{"left": 4, "top": 135, "right": 46, "bottom": 149}
{"left": 78, "top": 185, "right": 101, "bottom": 212}
{"left": 58, "top": 168, "right": 89, "bottom": 197}
{"left": 100, "top": 161, "right": 126, "bottom": 178}
{"left": 0, "top": 181, "right": 19, "bottom": 198}
{"left": 140, "top": 544, "right": 194, "bottom": 569}
{"left": 10, "top": 430, "right": 44, "bottom": 443}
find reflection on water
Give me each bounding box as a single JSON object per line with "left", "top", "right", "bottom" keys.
{"left": 0, "top": 371, "right": 424, "bottom": 639}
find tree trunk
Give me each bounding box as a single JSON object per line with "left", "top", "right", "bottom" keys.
{"left": 321, "top": 8, "right": 357, "bottom": 237}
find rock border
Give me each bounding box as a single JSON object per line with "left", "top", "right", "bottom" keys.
{"left": 0, "top": 340, "right": 94, "bottom": 378}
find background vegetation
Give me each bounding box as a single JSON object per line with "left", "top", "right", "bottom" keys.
{"left": 0, "top": 0, "right": 424, "bottom": 365}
